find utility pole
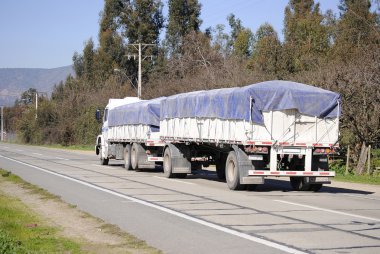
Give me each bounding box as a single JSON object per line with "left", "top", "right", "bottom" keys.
{"left": 126, "top": 43, "right": 155, "bottom": 98}
{"left": 1, "top": 106, "right": 3, "bottom": 142}
{"left": 34, "top": 91, "right": 47, "bottom": 120}
{"left": 138, "top": 43, "right": 142, "bottom": 99}
{"left": 35, "top": 91, "right": 38, "bottom": 119}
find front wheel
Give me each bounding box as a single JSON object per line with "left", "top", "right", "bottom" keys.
{"left": 99, "top": 145, "right": 109, "bottom": 165}
{"left": 225, "top": 151, "right": 244, "bottom": 190}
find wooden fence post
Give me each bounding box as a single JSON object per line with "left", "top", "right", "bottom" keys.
{"left": 367, "top": 145, "right": 371, "bottom": 175}
{"left": 345, "top": 145, "right": 350, "bottom": 175}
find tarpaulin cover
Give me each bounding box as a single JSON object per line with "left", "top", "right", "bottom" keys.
{"left": 160, "top": 80, "right": 341, "bottom": 124}
{"left": 108, "top": 97, "right": 165, "bottom": 127}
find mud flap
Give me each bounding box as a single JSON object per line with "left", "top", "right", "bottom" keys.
{"left": 167, "top": 144, "right": 191, "bottom": 174}
{"left": 133, "top": 143, "right": 156, "bottom": 169}
{"left": 232, "top": 145, "right": 264, "bottom": 185}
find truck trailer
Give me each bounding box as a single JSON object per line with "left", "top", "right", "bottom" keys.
{"left": 96, "top": 80, "right": 341, "bottom": 191}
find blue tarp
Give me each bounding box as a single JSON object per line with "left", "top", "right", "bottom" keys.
{"left": 160, "top": 80, "right": 341, "bottom": 124}
{"left": 108, "top": 97, "right": 165, "bottom": 127}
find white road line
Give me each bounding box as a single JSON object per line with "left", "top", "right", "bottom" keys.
{"left": 3, "top": 146, "right": 9, "bottom": 149}
{"left": 153, "top": 176, "right": 195, "bottom": 185}
{"left": 340, "top": 193, "right": 380, "bottom": 202}
{"left": 54, "top": 157, "right": 70, "bottom": 161}
{"left": 275, "top": 200, "right": 380, "bottom": 222}
{"left": 32, "top": 153, "right": 43, "bottom": 156}
{"left": 15, "top": 149, "right": 23, "bottom": 152}
{"left": 0, "top": 154, "right": 305, "bottom": 254}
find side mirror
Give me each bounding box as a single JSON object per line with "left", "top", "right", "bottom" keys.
{"left": 95, "top": 109, "right": 101, "bottom": 122}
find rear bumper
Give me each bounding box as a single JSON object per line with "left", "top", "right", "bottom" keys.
{"left": 248, "top": 170, "right": 335, "bottom": 177}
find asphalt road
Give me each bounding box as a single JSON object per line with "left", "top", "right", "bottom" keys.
{"left": 1, "top": 143, "right": 379, "bottom": 254}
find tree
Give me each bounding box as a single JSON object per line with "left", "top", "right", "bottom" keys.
{"left": 334, "top": 0, "right": 379, "bottom": 58}
{"left": 121, "top": 0, "right": 164, "bottom": 44}
{"left": 227, "top": 14, "right": 243, "bottom": 45}
{"left": 20, "top": 88, "right": 37, "bottom": 105}
{"left": 249, "top": 23, "right": 282, "bottom": 77}
{"left": 83, "top": 39, "right": 96, "bottom": 86}
{"left": 211, "top": 24, "right": 230, "bottom": 57}
{"left": 283, "top": 0, "right": 328, "bottom": 72}
{"left": 97, "top": 0, "right": 126, "bottom": 80}
{"left": 333, "top": 47, "right": 380, "bottom": 174}
{"left": 225, "top": 14, "right": 253, "bottom": 57}
{"left": 233, "top": 29, "right": 253, "bottom": 57}
{"left": 166, "top": 0, "right": 202, "bottom": 54}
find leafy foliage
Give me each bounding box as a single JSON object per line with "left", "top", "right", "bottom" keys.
{"left": 5, "top": 0, "right": 380, "bottom": 170}
{"left": 166, "top": 0, "right": 202, "bottom": 54}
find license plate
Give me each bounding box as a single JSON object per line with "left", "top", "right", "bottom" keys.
{"left": 315, "top": 177, "right": 329, "bottom": 182}
{"left": 249, "top": 155, "right": 263, "bottom": 161}
{"left": 283, "top": 148, "right": 301, "bottom": 154}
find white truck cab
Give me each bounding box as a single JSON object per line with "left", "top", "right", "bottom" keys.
{"left": 95, "top": 97, "right": 140, "bottom": 165}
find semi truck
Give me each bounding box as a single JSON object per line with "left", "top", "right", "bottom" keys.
{"left": 96, "top": 80, "right": 341, "bottom": 191}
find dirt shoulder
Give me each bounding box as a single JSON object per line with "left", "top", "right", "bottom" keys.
{"left": 0, "top": 174, "right": 161, "bottom": 254}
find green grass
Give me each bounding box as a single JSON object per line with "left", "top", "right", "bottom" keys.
{"left": 334, "top": 173, "right": 380, "bottom": 185}
{"left": 0, "top": 169, "right": 162, "bottom": 254}
{"left": 41, "top": 144, "right": 94, "bottom": 151}
{"left": 0, "top": 190, "right": 82, "bottom": 253}
{"left": 1, "top": 140, "right": 94, "bottom": 151}
{"left": 1, "top": 169, "right": 61, "bottom": 201}
{"left": 329, "top": 158, "right": 380, "bottom": 185}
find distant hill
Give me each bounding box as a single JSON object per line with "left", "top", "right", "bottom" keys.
{"left": 0, "top": 66, "right": 74, "bottom": 106}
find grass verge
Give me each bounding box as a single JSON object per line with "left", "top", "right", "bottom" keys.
{"left": 0, "top": 169, "right": 161, "bottom": 253}
{"left": 41, "top": 144, "right": 94, "bottom": 151}
{"left": 0, "top": 184, "right": 82, "bottom": 253}
{"left": 334, "top": 174, "right": 380, "bottom": 185}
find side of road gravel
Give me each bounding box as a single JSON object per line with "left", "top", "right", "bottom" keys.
{"left": 0, "top": 172, "right": 161, "bottom": 254}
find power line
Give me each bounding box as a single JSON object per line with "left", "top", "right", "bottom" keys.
{"left": 126, "top": 43, "right": 156, "bottom": 98}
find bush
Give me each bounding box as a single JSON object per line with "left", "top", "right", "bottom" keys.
{"left": 329, "top": 160, "right": 346, "bottom": 175}
{"left": 0, "top": 230, "right": 24, "bottom": 254}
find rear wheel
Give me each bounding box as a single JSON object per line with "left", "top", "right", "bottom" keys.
{"left": 290, "top": 177, "right": 310, "bottom": 191}
{"left": 225, "top": 151, "right": 244, "bottom": 190}
{"left": 163, "top": 147, "right": 175, "bottom": 178}
{"left": 124, "top": 144, "right": 132, "bottom": 170}
{"left": 131, "top": 143, "right": 139, "bottom": 171}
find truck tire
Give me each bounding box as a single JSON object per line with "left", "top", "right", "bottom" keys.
{"left": 225, "top": 151, "right": 244, "bottom": 190}
{"left": 163, "top": 147, "right": 175, "bottom": 178}
{"left": 99, "top": 142, "right": 109, "bottom": 165}
{"left": 290, "top": 177, "right": 310, "bottom": 191}
{"left": 131, "top": 143, "right": 140, "bottom": 171}
{"left": 124, "top": 144, "right": 132, "bottom": 170}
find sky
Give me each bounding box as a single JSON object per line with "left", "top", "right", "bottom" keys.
{"left": 0, "top": 0, "right": 340, "bottom": 69}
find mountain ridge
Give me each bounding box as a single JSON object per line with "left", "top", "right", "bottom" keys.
{"left": 0, "top": 65, "right": 74, "bottom": 106}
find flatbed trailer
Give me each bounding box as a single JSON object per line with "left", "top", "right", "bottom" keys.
{"left": 96, "top": 80, "right": 341, "bottom": 191}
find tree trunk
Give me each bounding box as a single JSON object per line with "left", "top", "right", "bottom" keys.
{"left": 356, "top": 142, "right": 368, "bottom": 175}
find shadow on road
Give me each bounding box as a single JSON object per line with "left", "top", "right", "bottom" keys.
{"left": 105, "top": 162, "right": 375, "bottom": 195}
